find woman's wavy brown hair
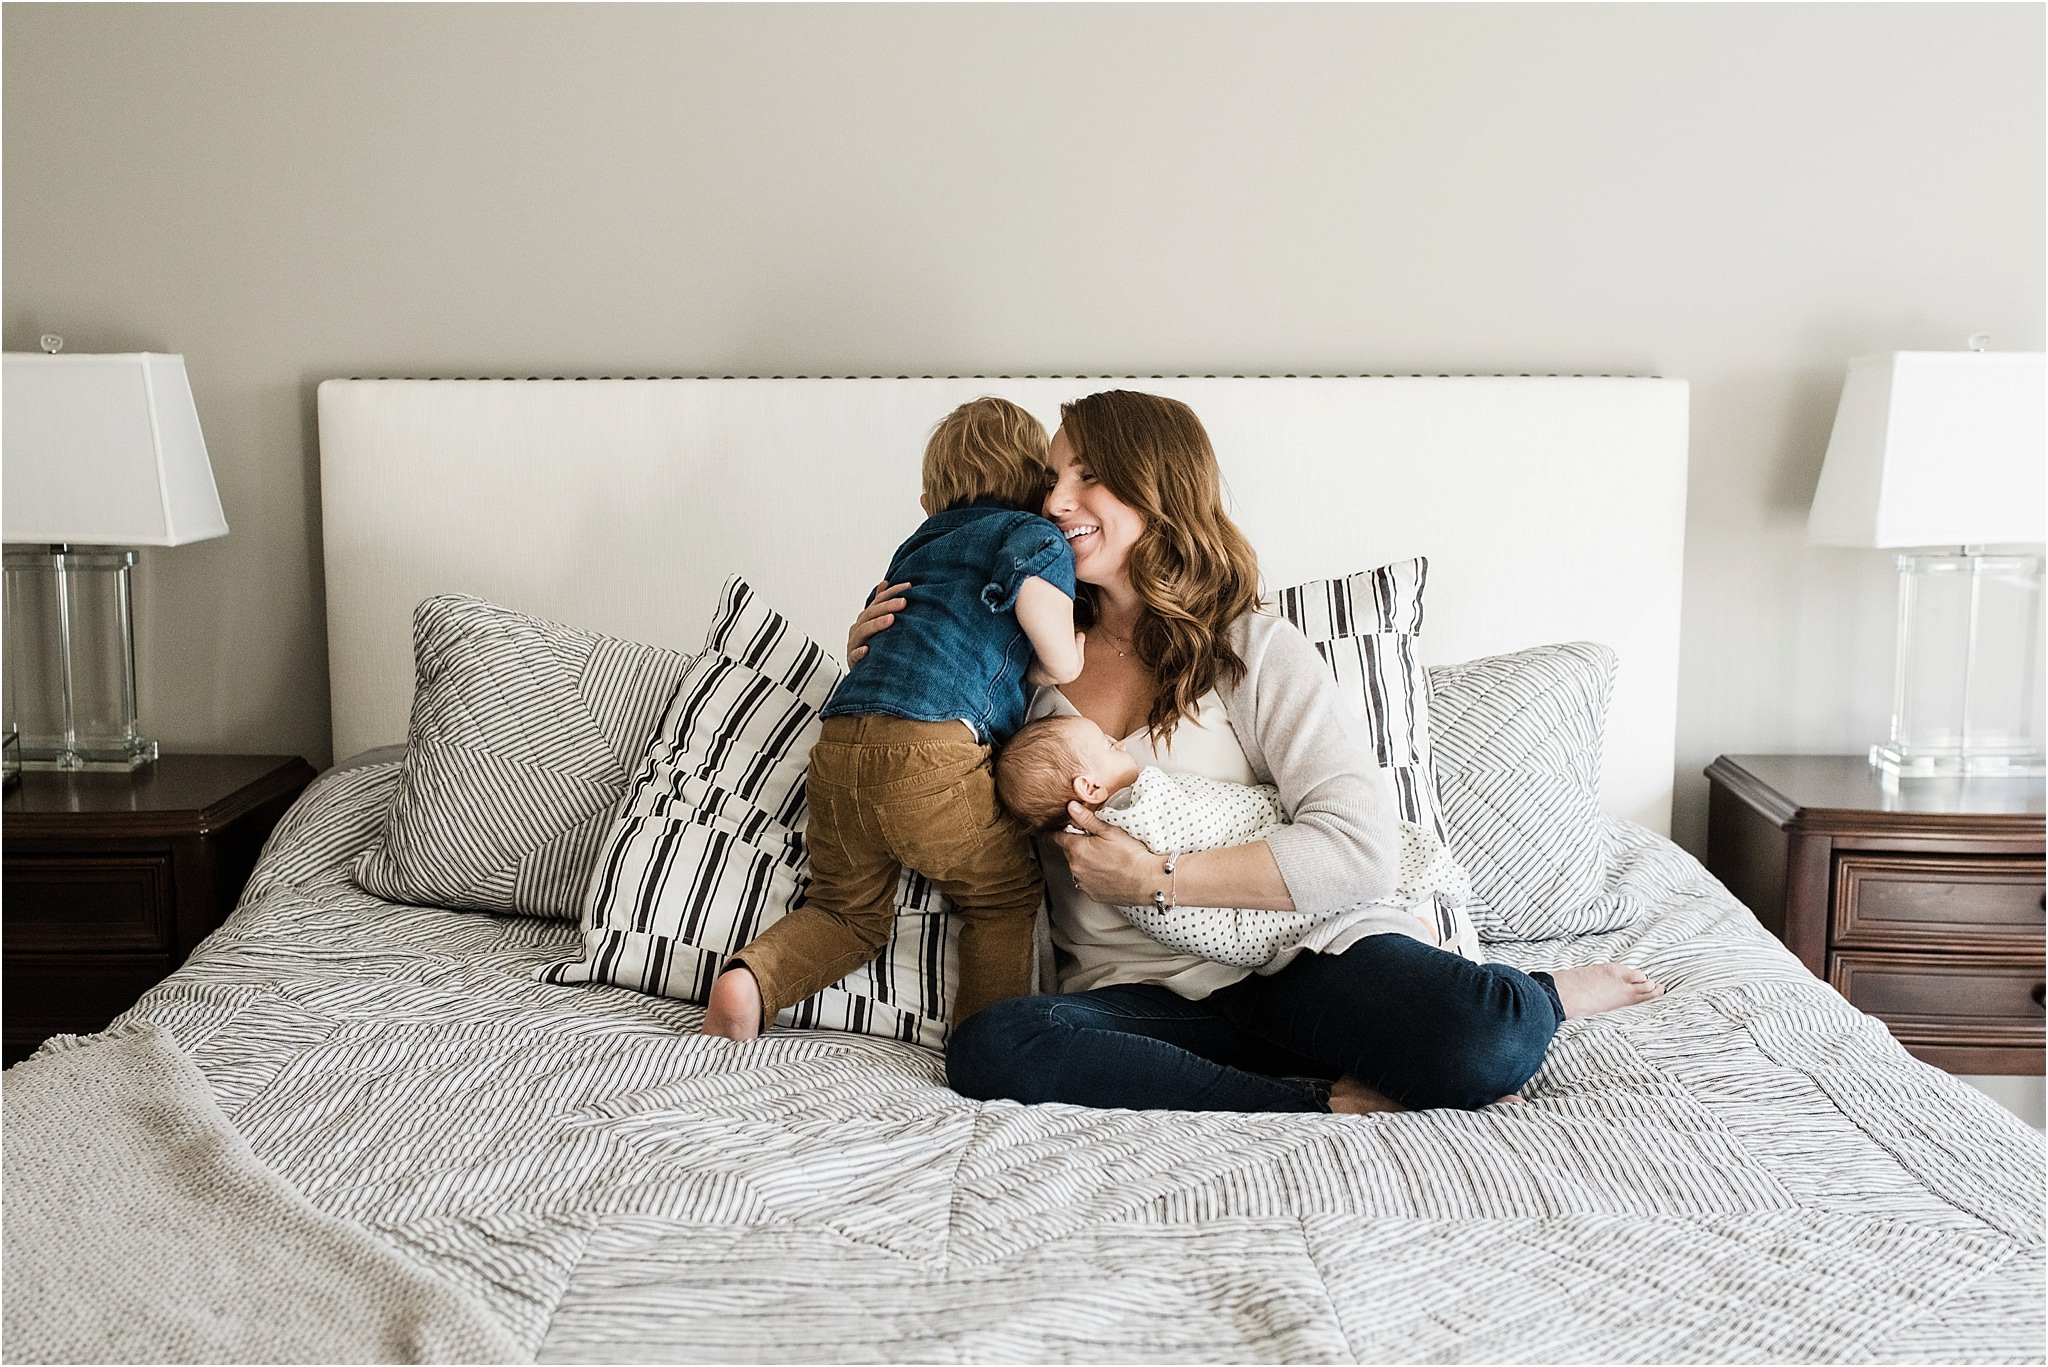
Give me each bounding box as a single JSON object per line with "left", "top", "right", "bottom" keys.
{"left": 1056, "top": 390, "right": 1263, "bottom": 746}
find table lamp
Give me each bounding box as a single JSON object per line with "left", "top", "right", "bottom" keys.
{"left": 1806, "top": 341, "right": 2046, "bottom": 777}
{"left": 2, "top": 343, "right": 228, "bottom": 771}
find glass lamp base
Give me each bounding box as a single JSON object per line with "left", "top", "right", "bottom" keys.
{"left": 1869, "top": 741, "right": 2045, "bottom": 779}
{"left": 16, "top": 735, "right": 159, "bottom": 772}
{"left": 1876, "top": 549, "right": 2045, "bottom": 782}
{"left": 3, "top": 547, "right": 159, "bottom": 775}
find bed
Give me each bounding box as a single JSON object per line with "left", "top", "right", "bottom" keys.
{"left": 11, "top": 376, "right": 2044, "bottom": 1363}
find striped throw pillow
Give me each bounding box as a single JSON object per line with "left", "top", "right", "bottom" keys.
{"left": 1426, "top": 641, "right": 1619, "bottom": 940}
{"left": 1273, "top": 557, "right": 1478, "bottom": 959}
{"left": 351, "top": 595, "right": 693, "bottom": 918}
{"left": 541, "top": 576, "right": 957, "bottom": 1049}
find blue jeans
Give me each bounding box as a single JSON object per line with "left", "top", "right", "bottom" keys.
{"left": 947, "top": 933, "right": 1565, "bottom": 1112}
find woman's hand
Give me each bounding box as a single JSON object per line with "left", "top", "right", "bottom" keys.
{"left": 846, "top": 580, "right": 911, "bottom": 665}
{"left": 1050, "top": 801, "right": 1161, "bottom": 906}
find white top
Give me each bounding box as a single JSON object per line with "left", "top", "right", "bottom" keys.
{"left": 1032, "top": 685, "right": 1454, "bottom": 999}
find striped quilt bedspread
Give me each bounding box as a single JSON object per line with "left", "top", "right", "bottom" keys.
{"left": 110, "top": 761, "right": 2045, "bottom": 1364}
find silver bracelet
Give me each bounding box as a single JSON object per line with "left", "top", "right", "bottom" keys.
{"left": 1150, "top": 854, "right": 1179, "bottom": 912}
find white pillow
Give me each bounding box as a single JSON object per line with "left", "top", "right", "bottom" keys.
{"left": 1426, "top": 641, "right": 1622, "bottom": 940}
{"left": 541, "top": 576, "right": 957, "bottom": 1049}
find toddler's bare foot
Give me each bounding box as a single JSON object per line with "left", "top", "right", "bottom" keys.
{"left": 1553, "top": 963, "right": 1663, "bottom": 1019}
{"left": 702, "top": 965, "right": 764, "bottom": 1041}
{"left": 1327, "top": 1074, "right": 1407, "bottom": 1115}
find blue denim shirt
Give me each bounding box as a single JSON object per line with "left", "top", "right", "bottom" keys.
{"left": 822, "top": 499, "right": 1077, "bottom": 745}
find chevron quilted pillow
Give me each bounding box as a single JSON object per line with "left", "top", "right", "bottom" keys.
{"left": 352, "top": 595, "right": 693, "bottom": 918}
{"left": 1273, "top": 557, "right": 1478, "bottom": 960}
{"left": 1425, "top": 641, "right": 1621, "bottom": 940}
{"left": 542, "top": 576, "right": 959, "bottom": 1050}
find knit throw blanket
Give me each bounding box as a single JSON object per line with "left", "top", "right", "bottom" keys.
{"left": 2, "top": 1028, "right": 522, "bottom": 1364}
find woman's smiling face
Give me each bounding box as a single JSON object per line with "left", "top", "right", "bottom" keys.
{"left": 1043, "top": 428, "right": 1144, "bottom": 590}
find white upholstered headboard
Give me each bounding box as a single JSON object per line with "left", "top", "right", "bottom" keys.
{"left": 318, "top": 375, "right": 1689, "bottom": 831}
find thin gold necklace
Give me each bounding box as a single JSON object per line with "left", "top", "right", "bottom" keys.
{"left": 1096, "top": 623, "right": 1138, "bottom": 659}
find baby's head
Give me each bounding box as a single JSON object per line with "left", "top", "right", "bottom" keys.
{"left": 995, "top": 715, "right": 1144, "bottom": 832}
{"left": 921, "top": 397, "right": 1050, "bottom": 515}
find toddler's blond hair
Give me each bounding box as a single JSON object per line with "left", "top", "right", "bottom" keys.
{"left": 995, "top": 716, "right": 1095, "bottom": 832}
{"left": 923, "top": 397, "right": 1049, "bottom": 514}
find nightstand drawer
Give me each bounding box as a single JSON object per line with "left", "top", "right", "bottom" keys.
{"left": 1830, "top": 951, "right": 2046, "bottom": 1052}
{"left": 2, "top": 755, "right": 316, "bottom": 1066}
{"left": 1834, "top": 853, "right": 2045, "bottom": 949}
{"left": 1, "top": 953, "right": 175, "bottom": 1039}
{"left": 2, "top": 855, "right": 174, "bottom": 952}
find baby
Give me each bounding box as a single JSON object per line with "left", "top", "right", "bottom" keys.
{"left": 995, "top": 714, "right": 1470, "bottom": 969}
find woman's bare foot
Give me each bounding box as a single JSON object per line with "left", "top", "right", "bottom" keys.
{"left": 1326, "top": 1074, "right": 1408, "bottom": 1115}
{"left": 1328, "top": 1075, "right": 1524, "bottom": 1113}
{"left": 1552, "top": 963, "right": 1663, "bottom": 1019}
{"left": 701, "top": 966, "right": 764, "bottom": 1041}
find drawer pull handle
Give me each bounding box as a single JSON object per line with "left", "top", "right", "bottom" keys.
{"left": 2035, "top": 984, "right": 2046, "bottom": 1011}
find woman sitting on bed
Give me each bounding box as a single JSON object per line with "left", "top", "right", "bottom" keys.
{"left": 847, "top": 389, "right": 1662, "bottom": 1114}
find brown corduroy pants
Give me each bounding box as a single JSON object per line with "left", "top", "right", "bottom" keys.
{"left": 731, "top": 714, "right": 1042, "bottom": 1030}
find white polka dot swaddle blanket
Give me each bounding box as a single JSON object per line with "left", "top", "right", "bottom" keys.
{"left": 1096, "top": 767, "right": 1472, "bottom": 968}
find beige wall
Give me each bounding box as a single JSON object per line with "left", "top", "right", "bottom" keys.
{"left": 4, "top": 2, "right": 2043, "bottom": 861}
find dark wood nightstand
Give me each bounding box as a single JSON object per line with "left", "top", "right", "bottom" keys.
{"left": 1705, "top": 754, "right": 2045, "bottom": 1075}
{"left": 2, "top": 754, "right": 315, "bottom": 1065}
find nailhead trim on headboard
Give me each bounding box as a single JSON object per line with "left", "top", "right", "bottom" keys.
{"left": 319, "top": 371, "right": 1690, "bottom": 832}
{"left": 345, "top": 371, "right": 1663, "bottom": 382}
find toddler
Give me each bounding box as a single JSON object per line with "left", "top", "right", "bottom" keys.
{"left": 995, "top": 714, "right": 1470, "bottom": 969}
{"left": 703, "top": 397, "right": 1083, "bottom": 1041}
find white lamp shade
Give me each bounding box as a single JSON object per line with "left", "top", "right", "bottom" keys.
{"left": 3, "top": 352, "right": 228, "bottom": 546}
{"left": 1807, "top": 350, "right": 2046, "bottom": 548}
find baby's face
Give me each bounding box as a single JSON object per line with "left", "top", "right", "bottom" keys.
{"left": 1062, "top": 717, "right": 1142, "bottom": 801}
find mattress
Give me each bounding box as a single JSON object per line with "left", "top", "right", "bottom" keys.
{"left": 105, "top": 760, "right": 2046, "bottom": 1363}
